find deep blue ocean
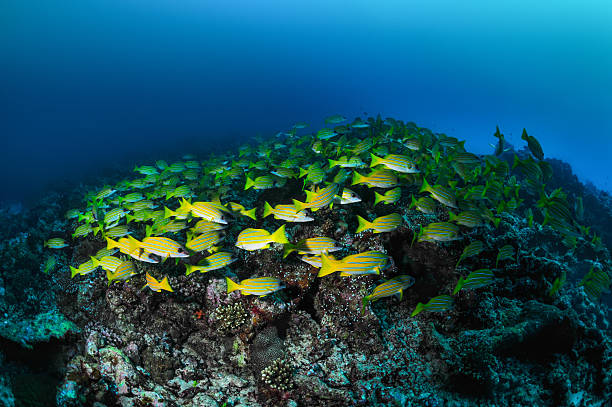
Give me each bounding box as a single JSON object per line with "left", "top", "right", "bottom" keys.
{"left": 1, "top": 0, "right": 610, "bottom": 205}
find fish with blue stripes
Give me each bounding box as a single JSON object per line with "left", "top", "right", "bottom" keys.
{"left": 44, "top": 238, "right": 68, "bottom": 249}
{"left": 144, "top": 272, "right": 174, "bottom": 292}
{"left": 496, "top": 244, "right": 515, "bottom": 267}
{"left": 226, "top": 276, "right": 285, "bottom": 296}
{"left": 411, "top": 295, "right": 454, "bottom": 317}
{"left": 263, "top": 202, "right": 313, "bottom": 222}
{"left": 417, "top": 222, "right": 461, "bottom": 243}
{"left": 106, "top": 260, "right": 138, "bottom": 285}
{"left": 185, "top": 252, "right": 237, "bottom": 275}
{"left": 283, "top": 237, "right": 342, "bottom": 258}
{"left": 128, "top": 236, "right": 189, "bottom": 259}
{"left": 370, "top": 153, "right": 419, "bottom": 174}
{"left": 355, "top": 213, "right": 402, "bottom": 234}
{"left": 338, "top": 188, "right": 361, "bottom": 205}
{"left": 374, "top": 187, "right": 401, "bottom": 206}
{"left": 186, "top": 230, "right": 224, "bottom": 252}
{"left": 453, "top": 269, "right": 494, "bottom": 294}
{"left": 419, "top": 179, "right": 457, "bottom": 209}
{"left": 70, "top": 259, "right": 99, "bottom": 278}
{"left": 351, "top": 170, "right": 398, "bottom": 189}
{"left": 293, "top": 183, "right": 340, "bottom": 212}
{"left": 362, "top": 275, "right": 415, "bottom": 314}
{"left": 448, "top": 211, "right": 483, "bottom": 228}
{"left": 235, "top": 224, "right": 289, "bottom": 251}
{"left": 455, "top": 240, "right": 484, "bottom": 267}
{"left": 318, "top": 251, "right": 389, "bottom": 277}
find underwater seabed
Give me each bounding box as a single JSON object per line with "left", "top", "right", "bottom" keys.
{"left": 0, "top": 116, "right": 611, "bottom": 407}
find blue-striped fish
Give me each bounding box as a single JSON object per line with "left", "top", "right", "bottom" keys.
{"left": 328, "top": 156, "right": 366, "bottom": 169}
{"left": 119, "top": 192, "right": 145, "bottom": 204}
{"left": 190, "top": 220, "right": 227, "bottom": 234}
{"left": 352, "top": 170, "right": 398, "bottom": 189}
{"left": 338, "top": 188, "right": 361, "bottom": 205}
{"left": 355, "top": 213, "right": 402, "bottom": 234}
{"left": 43, "top": 256, "right": 56, "bottom": 274}
{"left": 300, "top": 255, "right": 322, "bottom": 268}
{"left": 103, "top": 208, "right": 127, "bottom": 227}
{"left": 411, "top": 295, "right": 453, "bottom": 316}
{"left": 226, "top": 276, "right": 285, "bottom": 296}
{"left": 185, "top": 252, "right": 237, "bottom": 275}
{"left": 106, "top": 260, "right": 137, "bottom": 285}
{"left": 245, "top": 175, "right": 275, "bottom": 190}
{"left": 453, "top": 269, "right": 494, "bottom": 294}
{"left": 144, "top": 272, "right": 174, "bottom": 292}
{"left": 283, "top": 237, "right": 342, "bottom": 258}
{"left": 128, "top": 236, "right": 189, "bottom": 259}
{"left": 521, "top": 128, "right": 544, "bottom": 160}
{"left": 235, "top": 224, "right": 289, "bottom": 251}
{"left": 316, "top": 128, "right": 337, "bottom": 140}
{"left": 186, "top": 230, "right": 224, "bottom": 252}
{"left": 370, "top": 153, "right": 419, "bottom": 174}
{"left": 134, "top": 165, "right": 159, "bottom": 175}
{"left": 263, "top": 202, "right": 313, "bottom": 222}
{"left": 72, "top": 224, "right": 93, "bottom": 238}
{"left": 318, "top": 251, "right": 388, "bottom": 277}
{"left": 91, "top": 255, "right": 123, "bottom": 272}
{"left": 70, "top": 259, "right": 99, "bottom": 278}
{"left": 362, "top": 275, "right": 415, "bottom": 314}
{"left": 419, "top": 179, "right": 457, "bottom": 209}
{"left": 455, "top": 240, "right": 484, "bottom": 267}
{"left": 417, "top": 222, "right": 461, "bottom": 243}
{"left": 448, "top": 211, "right": 483, "bottom": 228}
{"left": 496, "top": 245, "right": 515, "bottom": 267}
{"left": 409, "top": 195, "right": 436, "bottom": 214}
{"left": 293, "top": 183, "right": 340, "bottom": 212}
{"left": 228, "top": 202, "right": 257, "bottom": 221}
{"left": 179, "top": 199, "right": 228, "bottom": 224}
{"left": 166, "top": 185, "right": 193, "bottom": 200}
{"left": 44, "top": 238, "right": 68, "bottom": 249}
{"left": 349, "top": 137, "right": 373, "bottom": 155}
{"left": 374, "top": 187, "right": 401, "bottom": 206}
{"left": 325, "top": 114, "right": 346, "bottom": 124}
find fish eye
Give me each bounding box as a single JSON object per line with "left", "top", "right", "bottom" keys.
{"left": 177, "top": 247, "right": 184, "bottom": 253}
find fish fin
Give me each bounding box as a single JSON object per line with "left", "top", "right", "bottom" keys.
{"left": 226, "top": 277, "right": 241, "bottom": 293}
{"left": 262, "top": 202, "right": 273, "bottom": 218}
{"left": 448, "top": 211, "right": 457, "bottom": 222}
{"left": 292, "top": 199, "right": 306, "bottom": 212}
{"left": 269, "top": 224, "right": 289, "bottom": 244}
{"left": 411, "top": 302, "right": 425, "bottom": 317}
{"left": 453, "top": 278, "right": 465, "bottom": 295}
{"left": 244, "top": 176, "right": 254, "bottom": 190}
{"left": 185, "top": 265, "right": 195, "bottom": 276}
{"left": 328, "top": 158, "right": 337, "bottom": 168}
{"left": 299, "top": 167, "right": 308, "bottom": 178}
{"left": 243, "top": 208, "right": 257, "bottom": 221}
{"left": 361, "top": 296, "right": 371, "bottom": 315}
{"left": 373, "top": 191, "right": 383, "bottom": 206}
{"left": 145, "top": 225, "right": 153, "bottom": 237}
{"left": 105, "top": 237, "right": 118, "bottom": 250}
{"left": 355, "top": 215, "right": 371, "bottom": 234}
{"left": 369, "top": 153, "right": 382, "bottom": 168}
{"left": 160, "top": 276, "right": 174, "bottom": 292}
{"left": 70, "top": 266, "right": 79, "bottom": 279}
{"left": 164, "top": 206, "right": 176, "bottom": 219}
{"left": 419, "top": 178, "right": 430, "bottom": 194}
{"left": 282, "top": 243, "right": 295, "bottom": 259}
{"left": 351, "top": 171, "right": 364, "bottom": 186}
{"left": 318, "top": 253, "right": 339, "bottom": 277}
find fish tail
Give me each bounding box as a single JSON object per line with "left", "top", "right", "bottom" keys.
{"left": 369, "top": 153, "right": 382, "bottom": 168}
{"left": 351, "top": 171, "right": 364, "bottom": 186}
{"left": 448, "top": 211, "right": 457, "bottom": 222}
{"left": 243, "top": 208, "right": 257, "bottom": 221}
{"left": 160, "top": 276, "right": 174, "bottom": 292}
{"left": 355, "top": 215, "right": 372, "bottom": 234}
{"left": 43, "top": 240, "right": 49, "bottom": 248}
{"left": 262, "top": 201, "right": 273, "bottom": 218}
{"left": 373, "top": 191, "right": 383, "bottom": 206}
{"left": 106, "top": 237, "right": 118, "bottom": 250}
{"left": 244, "top": 176, "right": 254, "bottom": 190}
{"left": 270, "top": 224, "right": 289, "bottom": 245}
{"left": 411, "top": 302, "right": 425, "bottom": 317}
{"left": 164, "top": 206, "right": 176, "bottom": 219}
{"left": 455, "top": 255, "right": 463, "bottom": 268}
{"left": 419, "top": 178, "right": 430, "bottom": 193}
{"left": 282, "top": 243, "right": 295, "bottom": 259}
{"left": 292, "top": 199, "right": 306, "bottom": 212}
{"left": 126, "top": 214, "right": 134, "bottom": 224}
{"left": 299, "top": 167, "right": 308, "bottom": 178}
{"left": 452, "top": 277, "right": 465, "bottom": 295}
{"left": 318, "top": 253, "right": 339, "bottom": 277}
{"left": 70, "top": 266, "right": 79, "bottom": 279}
{"left": 361, "top": 295, "right": 371, "bottom": 315}
{"left": 226, "top": 277, "right": 241, "bottom": 293}
{"left": 165, "top": 190, "right": 174, "bottom": 200}
{"left": 328, "top": 158, "right": 337, "bottom": 168}
{"left": 409, "top": 195, "right": 417, "bottom": 209}
{"left": 145, "top": 225, "right": 153, "bottom": 237}
{"left": 185, "top": 265, "right": 196, "bottom": 276}
{"left": 106, "top": 269, "right": 114, "bottom": 285}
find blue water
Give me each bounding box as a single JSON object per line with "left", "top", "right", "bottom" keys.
{"left": 2, "top": 0, "right": 611, "bottom": 204}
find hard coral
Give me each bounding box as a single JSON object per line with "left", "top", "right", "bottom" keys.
{"left": 261, "top": 358, "right": 294, "bottom": 391}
